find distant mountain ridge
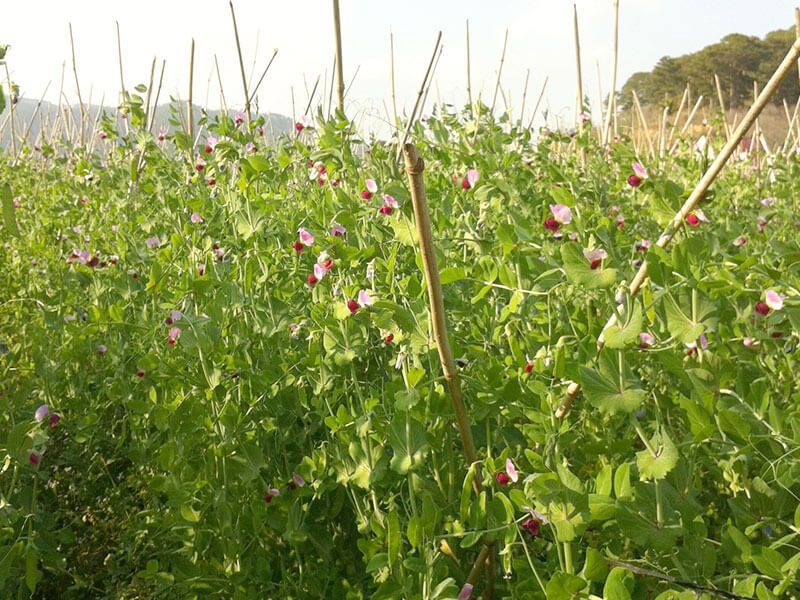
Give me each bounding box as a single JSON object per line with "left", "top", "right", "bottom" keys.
{"left": 0, "top": 98, "right": 293, "bottom": 148}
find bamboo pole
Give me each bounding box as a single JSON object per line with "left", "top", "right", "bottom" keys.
{"left": 3, "top": 65, "right": 16, "bottom": 157}
{"left": 390, "top": 30, "right": 398, "bottom": 125}
{"left": 632, "top": 90, "right": 655, "bottom": 157}
{"left": 602, "top": 0, "right": 619, "bottom": 144}
{"left": 229, "top": 1, "right": 251, "bottom": 121}
{"left": 249, "top": 48, "right": 278, "bottom": 106}
{"left": 556, "top": 37, "right": 800, "bottom": 419}
{"left": 519, "top": 68, "right": 530, "bottom": 127}
{"left": 68, "top": 23, "right": 85, "bottom": 146}
{"left": 667, "top": 86, "right": 689, "bottom": 146}
{"left": 332, "top": 0, "right": 345, "bottom": 113}
{"left": 795, "top": 8, "right": 800, "bottom": 85}
{"left": 490, "top": 30, "right": 509, "bottom": 115}
{"left": 116, "top": 21, "right": 126, "bottom": 104}
{"left": 466, "top": 20, "right": 473, "bottom": 111}
{"left": 143, "top": 58, "right": 156, "bottom": 134}
{"left": 396, "top": 31, "right": 442, "bottom": 160}
{"left": 188, "top": 39, "right": 195, "bottom": 138}
{"left": 573, "top": 3, "right": 584, "bottom": 122}
{"left": 714, "top": 73, "right": 731, "bottom": 140}
{"left": 403, "top": 144, "right": 478, "bottom": 467}
{"left": 527, "top": 76, "right": 548, "bottom": 130}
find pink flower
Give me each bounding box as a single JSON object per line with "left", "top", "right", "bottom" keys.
{"left": 80, "top": 195, "right": 89, "bottom": 205}
{"left": 245, "top": 142, "right": 256, "bottom": 153}
{"left": 757, "top": 217, "right": 767, "bottom": 232}
{"left": 97, "top": 344, "right": 107, "bottom": 356}
{"left": 743, "top": 337, "right": 760, "bottom": 348}
{"left": 168, "top": 327, "right": 181, "bottom": 346}
{"left": 29, "top": 450, "right": 42, "bottom": 466}
{"left": 466, "top": 169, "right": 480, "bottom": 188}
{"left": 765, "top": 290, "right": 784, "bottom": 311}
{"left": 263, "top": 488, "right": 281, "bottom": 503}
{"left": 635, "top": 239, "right": 651, "bottom": 252}
{"left": 292, "top": 473, "right": 305, "bottom": 487}
{"left": 146, "top": 236, "right": 161, "bottom": 249}
{"left": 639, "top": 332, "right": 655, "bottom": 348}
{"left": 317, "top": 252, "right": 334, "bottom": 271}
{"left": 49, "top": 414, "right": 60, "bottom": 429}
{"left": 234, "top": 111, "right": 246, "bottom": 126}
{"left": 313, "top": 263, "right": 327, "bottom": 281}
{"left": 632, "top": 162, "right": 648, "bottom": 179}
{"left": 365, "top": 179, "right": 378, "bottom": 194}
{"left": 157, "top": 126, "right": 168, "bottom": 143}
{"left": 195, "top": 156, "right": 206, "bottom": 172}
{"left": 383, "top": 194, "right": 399, "bottom": 209}
{"left": 35, "top": 404, "right": 49, "bottom": 422}
{"left": 505, "top": 458, "right": 519, "bottom": 483}
{"left": 733, "top": 236, "right": 747, "bottom": 247}
{"left": 583, "top": 248, "right": 608, "bottom": 270}
{"left": 190, "top": 212, "right": 203, "bottom": 224}
{"left": 616, "top": 214, "right": 625, "bottom": 229}
{"left": 760, "top": 197, "right": 777, "bottom": 207}
{"left": 550, "top": 204, "right": 572, "bottom": 225}
{"left": 295, "top": 115, "right": 312, "bottom": 131}
{"left": 357, "top": 290, "right": 374, "bottom": 307}
{"left": 458, "top": 584, "right": 474, "bottom": 600}
{"left": 330, "top": 223, "right": 346, "bottom": 237}
{"left": 298, "top": 228, "right": 315, "bottom": 246}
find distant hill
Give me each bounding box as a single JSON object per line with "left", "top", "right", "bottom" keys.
{"left": 619, "top": 28, "right": 799, "bottom": 109}
{"left": 0, "top": 99, "right": 293, "bottom": 148}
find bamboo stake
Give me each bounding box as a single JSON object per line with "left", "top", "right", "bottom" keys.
{"left": 714, "top": 73, "right": 731, "bottom": 140}
{"left": 248, "top": 48, "right": 278, "bottom": 105}
{"left": 527, "top": 76, "right": 548, "bottom": 129}
{"left": 679, "top": 95, "right": 704, "bottom": 136}
{"left": 658, "top": 105, "right": 669, "bottom": 158}
{"left": 632, "top": 90, "right": 655, "bottom": 157}
{"left": 519, "top": 68, "right": 530, "bottom": 127}
{"left": 466, "top": 20, "right": 473, "bottom": 111}
{"left": 403, "top": 142, "right": 480, "bottom": 475}
{"left": 667, "top": 86, "right": 689, "bottom": 146}
{"left": 573, "top": 3, "right": 584, "bottom": 122}
{"left": 149, "top": 60, "right": 166, "bottom": 133}
{"left": 303, "top": 75, "right": 321, "bottom": 119}
{"left": 556, "top": 37, "right": 800, "bottom": 419}
{"left": 68, "top": 23, "right": 85, "bottom": 146}
{"left": 229, "top": 1, "right": 251, "bottom": 121}
{"left": 419, "top": 45, "right": 443, "bottom": 121}
{"left": 116, "top": 21, "right": 126, "bottom": 104}
{"left": 3, "top": 65, "right": 16, "bottom": 157}
{"left": 327, "top": 54, "right": 336, "bottom": 119}
{"left": 795, "top": 8, "right": 800, "bottom": 85}
{"left": 602, "top": 0, "right": 619, "bottom": 145}
{"left": 143, "top": 58, "right": 156, "bottom": 135}
{"left": 490, "top": 30, "right": 509, "bottom": 115}
{"left": 332, "top": 0, "right": 345, "bottom": 113}
{"left": 213, "top": 55, "right": 228, "bottom": 118}
{"left": 86, "top": 96, "right": 105, "bottom": 156}
{"left": 390, "top": 29, "right": 398, "bottom": 125}
{"left": 396, "top": 31, "right": 442, "bottom": 161}
{"left": 188, "top": 39, "right": 195, "bottom": 138}
{"left": 49, "top": 63, "right": 65, "bottom": 147}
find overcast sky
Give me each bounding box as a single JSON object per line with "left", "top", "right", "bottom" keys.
{"left": 3, "top": 1, "right": 799, "bottom": 131}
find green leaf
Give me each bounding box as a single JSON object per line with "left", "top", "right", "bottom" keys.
{"left": 388, "top": 415, "right": 429, "bottom": 474}
{"left": 1, "top": 184, "right": 19, "bottom": 237}
{"left": 636, "top": 428, "right": 679, "bottom": 481}
{"left": 461, "top": 463, "right": 477, "bottom": 522}
{"left": 579, "top": 354, "right": 646, "bottom": 414}
{"left": 180, "top": 504, "right": 201, "bottom": 523}
{"left": 603, "top": 304, "right": 642, "bottom": 349}
{"left": 387, "top": 510, "right": 401, "bottom": 567}
{"left": 25, "top": 544, "right": 40, "bottom": 593}
{"left": 248, "top": 155, "right": 270, "bottom": 172}
{"left": 614, "top": 463, "right": 632, "bottom": 499}
{"left": 561, "top": 243, "right": 617, "bottom": 289}
{"left": 751, "top": 546, "right": 784, "bottom": 579}
{"left": 664, "top": 293, "right": 703, "bottom": 344}
{"left": 439, "top": 266, "right": 467, "bottom": 285}
{"left": 545, "top": 572, "right": 587, "bottom": 600}
{"left": 603, "top": 567, "right": 634, "bottom": 600}
{"left": 583, "top": 548, "right": 609, "bottom": 582}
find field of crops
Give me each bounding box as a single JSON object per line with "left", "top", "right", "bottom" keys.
{"left": 2, "top": 19, "right": 800, "bottom": 600}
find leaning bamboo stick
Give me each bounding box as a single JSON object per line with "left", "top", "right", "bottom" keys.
{"left": 556, "top": 37, "right": 800, "bottom": 419}
{"left": 229, "top": 1, "right": 251, "bottom": 121}
{"left": 714, "top": 74, "right": 731, "bottom": 141}
{"left": 4, "top": 64, "right": 17, "bottom": 157}
{"left": 490, "top": 30, "right": 509, "bottom": 115}
{"left": 527, "top": 76, "right": 548, "bottom": 130}
{"left": 679, "top": 95, "right": 704, "bottom": 136}
{"left": 188, "top": 39, "right": 195, "bottom": 138}
{"left": 466, "top": 20, "right": 473, "bottom": 111}
{"left": 795, "top": 8, "right": 800, "bottom": 85}
{"left": 249, "top": 48, "right": 278, "bottom": 106}
{"left": 573, "top": 3, "right": 584, "bottom": 123}
{"left": 116, "top": 22, "right": 126, "bottom": 104}
{"left": 632, "top": 90, "right": 655, "bottom": 158}
{"left": 332, "top": 0, "right": 345, "bottom": 113}
{"left": 390, "top": 29, "right": 398, "bottom": 125}
{"left": 403, "top": 142, "right": 480, "bottom": 475}
{"left": 519, "top": 68, "right": 530, "bottom": 127}
{"left": 68, "top": 23, "right": 85, "bottom": 146}
{"left": 602, "top": 0, "right": 620, "bottom": 145}
{"left": 149, "top": 60, "right": 166, "bottom": 133}
{"left": 667, "top": 87, "right": 689, "bottom": 146}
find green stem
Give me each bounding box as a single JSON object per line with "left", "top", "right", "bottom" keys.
{"left": 563, "top": 540, "right": 574, "bottom": 575}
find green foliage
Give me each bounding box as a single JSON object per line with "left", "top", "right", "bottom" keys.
{"left": 0, "top": 96, "right": 799, "bottom": 600}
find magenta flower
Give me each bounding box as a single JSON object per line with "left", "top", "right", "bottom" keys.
{"left": 167, "top": 327, "right": 181, "bottom": 346}
{"left": 627, "top": 174, "right": 642, "bottom": 188}
{"left": 289, "top": 323, "right": 300, "bottom": 339}
{"left": 632, "top": 162, "right": 648, "bottom": 180}
{"left": 733, "top": 236, "right": 747, "bottom": 247}
{"left": 330, "top": 223, "right": 346, "bottom": 237}
{"left": 550, "top": 204, "right": 572, "bottom": 225}
{"left": 34, "top": 404, "right": 49, "bottom": 422}
{"left": 686, "top": 209, "right": 708, "bottom": 227}
{"left": 234, "top": 111, "right": 246, "bottom": 126}
{"left": 765, "top": 290, "right": 784, "bottom": 311}
{"left": 146, "top": 236, "right": 161, "bottom": 249}
{"left": 190, "top": 212, "right": 203, "bottom": 224}
{"left": 458, "top": 583, "right": 474, "bottom": 600}
{"left": 296, "top": 115, "right": 312, "bottom": 131}
{"left": 49, "top": 414, "right": 60, "bottom": 429}
{"left": 382, "top": 194, "right": 399, "bottom": 209}
{"left": 317, "top": 252, "right": 334, "bottom": 271}
{"left": 292, "top": 473, "right": 305, "bottom": 487}
{"left": 505, "top": 458, "right": 519, "bottom": 483}
{"left": 245, "top": 142, "right": 256, "bottom": 153}
{"left": 357, "top": 289, "right": 374, "bottom": 307}
{"left": 639, "top": 332, "right": 655, "bottom": 348}
{"left": 347, "top": 299, "right": 360, "bottom": 314}
{"left": 29, "top": 450, "right": 42, "bottom": 466}
{"left": 583, "top": 248, "right": 608, "bottom": 269}
{"left": 298, "top": 228, "right": 315, "bottom": 247}
{"left": 195, "top": 156, "right": 206, "bottom": 172}
{"left": 97, "top": 344, "right": 107, "bottom": 356}
{"left": 466, "top": 169, "right": 480, "bottom": 188}
{"left": 313, "top": 262, "right": 327, "bottom": 281}
{"left": 635, "top": 239, "right": 652, "bottom": 252}
{"left": 157, "top": 125, "right": 168, "bottom": 143}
